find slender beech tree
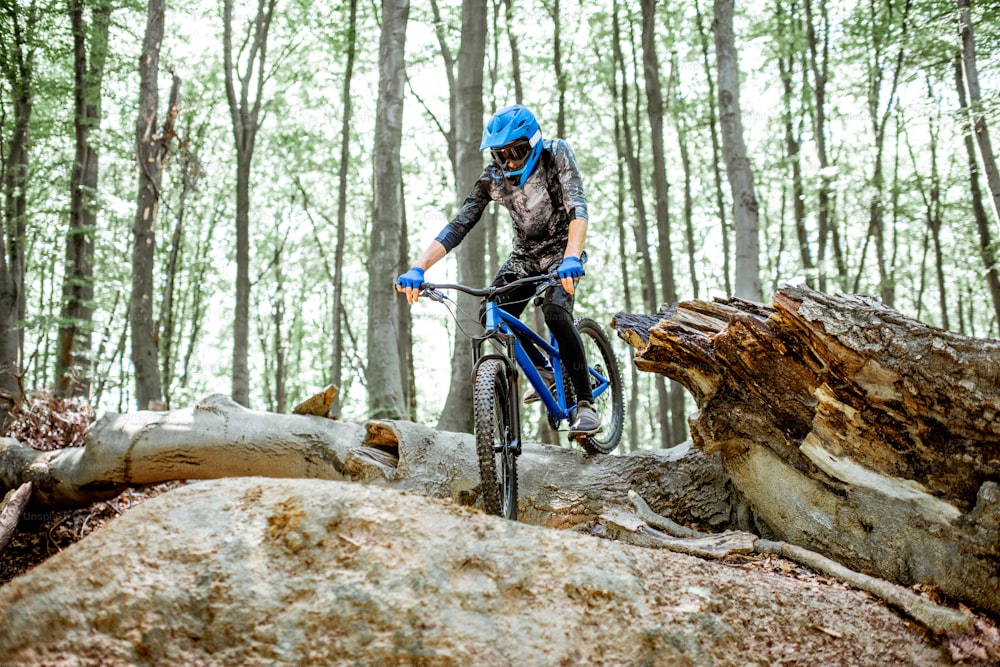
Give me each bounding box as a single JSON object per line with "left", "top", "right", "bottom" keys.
{"left": 640, "top": 0, "right": 684, "bottom": 446}
{"left": 957, "top": 0, "right": 1000, "bottom": 232}
{"left": 955, "top": 54, "right": 1000, "bottom": 323}
{"left": 0, "top": 0, "right": 41, "bottom": 423}
{"left": 853, "top": 0, "right": 911, "bottom": 306}
{"left": 432, "top": 0, "right": 487, "bottom": 434}
{"left": 694, "top": 0, "right": 731, "bottom": 296}
{"left": 803, "top": 0, "right": 846, "bottom": 291}
{"left": 775, "top": 1, "right": 813, "bottom": 288}
{"left": 713, "top": 0, "right": 761, "bottom": 300}
{"left": 367, "top": 0, "right": 409, "bottom": 420}
{"left": 157, "top": 138, "right": 199, "bottom": 409}
{"left": 613, "top": 0, "right": 670, "bottom": 449}
{"left": 546, "top": 0, "right": 567, "bottom": 138}
{"left": 223, "top": 0, "right": 277, "bottom": 407}
{"left": 502, "top": 0, "right": 523, "bottom": 104}
{"left": 131, "top": 0, "right": 180, "bottom": 410}
{"left": 604, "top": 25, "right": 639, "bottom": 451}
{"left": 329, "top": 0, "right": 358, "bottom": 419}
{"left": 56, "top": 0, "right": 111, "bottom": 398}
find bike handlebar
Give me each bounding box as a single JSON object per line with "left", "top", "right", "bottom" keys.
{"left": 421, "top": 272, "right": 560, "bottom": 301}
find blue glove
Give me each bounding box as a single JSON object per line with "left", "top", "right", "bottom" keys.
{"left": 556, "top": 256, "right": 584, "bottom": 281}
{"left": 396, "top": 266, "right": 425, "bottom": 291}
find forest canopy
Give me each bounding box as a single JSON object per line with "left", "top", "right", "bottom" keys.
{"left": 0, "top": 0, "right": 998, "bottom": 451}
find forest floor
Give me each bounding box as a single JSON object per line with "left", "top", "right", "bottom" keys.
{"left": 2, "top": 395, "right": 998, "bottom": 666}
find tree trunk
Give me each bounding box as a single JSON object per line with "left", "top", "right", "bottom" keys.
{"left": 57, "top": 0, "right": 112, "bottom": 399}
{"left": 694, "top": 0, "right": 731, "bottom": 296}
{"left": 641, "top": 0, "right": 685, "bottom": 447}
{"left": 804, "top": 0, "right": 835, "bottom": 292}
{"left": 502, "top": 0, "right": 523, "bottom": 104}
{"left": 955, "top": 55, "right": 1000, "bottom": 324}
{"left": 0, "top": 1, "right": 37, "bottom": 425}
{"left": 777, "top": 35, "right": 813, "bottom": 287}
{"left": 366, "top": 0, "right": 409, "bottom": 420}
{"left": 957, "top": 0, "right": 1000, "bottom": 232}
{"left": 712, "top": 0, "right": 760, "bottom": 301}
{"left": 612, "top": 0, "right": 671, "bottom": 449}
{"left": 131, "top": 0, "right": 178, "bottom": 410}
{"left": 223, "top": 0, "right": 276, "bottom": 408}
{"left": 158, "top": 133, "right": 199, "bottom": 408}
{"left": 330, "top": 0, "right": 358, "bottom": 419}
{"left": 612, "top": 285, "right": 1000, "bottom": 616}
{"left": 605, "top": 28, "right": 640, "bottom": 452}
{"left": 436, "top": 0, "right": 486, "bottom": 434}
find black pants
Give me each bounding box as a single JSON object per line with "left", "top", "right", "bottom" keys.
{"left": 480, "top": 258, "right": 592, "bottom": 404}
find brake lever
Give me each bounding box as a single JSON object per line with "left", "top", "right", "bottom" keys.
{"left": 421, "top": 288, "right": 447, "bottom": 303}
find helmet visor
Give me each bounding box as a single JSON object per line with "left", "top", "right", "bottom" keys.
{"left": 491, "top": 140, "right": 533, "bottom": 170}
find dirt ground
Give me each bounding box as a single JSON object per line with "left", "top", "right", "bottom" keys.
{"left": 1, "top": 395, "right": 997, "bottom": 665}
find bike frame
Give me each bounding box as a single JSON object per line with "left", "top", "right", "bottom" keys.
{"left": 475, "top": 298, "right": 613, "bottom": 425}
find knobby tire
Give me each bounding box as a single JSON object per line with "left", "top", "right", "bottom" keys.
{"left": 474, "top": 359, "right": 518, "bottom": 520}
{"left": 575, "top": 318, "right": 625, "bottom": 454}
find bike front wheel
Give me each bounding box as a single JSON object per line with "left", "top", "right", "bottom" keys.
{"left": 576, "top": 317, "right": 625, "bottom": 454}
{"left": 473, "top": 359, "right": 518, "bottom": 519}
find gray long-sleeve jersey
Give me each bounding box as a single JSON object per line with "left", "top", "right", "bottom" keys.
{"left": 435, "top": 138, "right": 588, "bottom": 269}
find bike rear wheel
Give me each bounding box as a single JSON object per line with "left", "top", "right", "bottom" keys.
{"left": 473, "top": 359, "right": 518, "bottom": 519}
{"left": 576, "top": 317, "right": 625, "bottom": 454}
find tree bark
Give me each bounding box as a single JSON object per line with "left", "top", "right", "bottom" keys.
{"left": 612, "top": 285, "right": 1000, "bottom": 616}
{"left": 955, "top": 54, "right": 1000, "bottom": 324}
{"left": 0, "top": 481, "right": 30, "bottom": 552}
{"left": 435, "top": 0, "right": 486, "bottom": 434}
{"left": 957, "top": 0, "right": 1000, "bottom": 232}
{"left": 0, "top": 0, "right": 37, "bottom": 425}
{"left": 640, "top": 0, "right": 685, "bottom": 447}
{"left": 330, "top": 0, "right": 358, "bottom": 420}
{"left": 131, "top": 0, "right": 178, "bottom": 410}
{"left": 776, "top": 24, "right": 813, "bottom": 287}
{"left": 57, "top": 0, "right": 112, "bottom": 399}
{"left": 366, "top": 0, "right": 409, "bottom": 420}
{"left": 712, "top": 0, "right": 760, "bottom": 301}
{"left": 0, "top": 394, "right": 738, "bottom": 536}
{"left": 223, "top": 0, "right": 276, "bottom": 407}
{"left": 694, "top": 0, "right": 731, "bottom": 296}
{"left": 612, "top": 0, "right": 671, "bottom": 449}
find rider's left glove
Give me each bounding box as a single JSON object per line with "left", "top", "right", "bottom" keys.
{"left": 556, "top": 256, "right": 584, "bottom": 281}
{"left": 396, "top": 266, "right": 425, "bottom": 291}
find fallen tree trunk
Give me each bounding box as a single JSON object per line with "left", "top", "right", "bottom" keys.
{"left": 0, "top": 394, "right": 738, "bottom": 533}
{"left": 0, "top": 482, "right": 31, "bottom": 551}
{"left": 612, "top": 284, "right": 1000, "bottom": 616}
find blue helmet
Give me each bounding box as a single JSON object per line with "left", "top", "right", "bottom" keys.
{"left": 480, "top": 105, "right": 543, "bottom": 188}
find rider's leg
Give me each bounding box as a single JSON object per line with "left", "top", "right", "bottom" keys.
{"left": 542, "top": 285, "right": 601, "bottom": 435}
{"left": 540, "top": 300, "right": 592, "bottom": 404}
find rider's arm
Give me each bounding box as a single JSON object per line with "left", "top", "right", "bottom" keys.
{"left": 413, "top": 240, "right": 448, "bottom": 272}
{"left": 552, "top": 140, "right": 590, "bottom": 295}
{"left": 434, "top": 169, "right": 495, "bottom": 252}
{"left": 561, "top": 218, "right": 588, "bottom": 295}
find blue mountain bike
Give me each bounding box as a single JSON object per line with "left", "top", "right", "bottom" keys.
{"left": 421, "top": 272, "right": 624, "bottom": 520}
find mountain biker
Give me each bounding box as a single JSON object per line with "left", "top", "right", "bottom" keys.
{"left": 395, "top": 104, "right": 601, "bottom": 438}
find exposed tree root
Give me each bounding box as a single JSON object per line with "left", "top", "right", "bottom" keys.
{"left": 603, "top": 490, "right": 973, "bottom": 635}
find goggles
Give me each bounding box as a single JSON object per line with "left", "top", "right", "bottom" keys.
{"left": 491, "top": 140, "right": 533, "bottom": 169}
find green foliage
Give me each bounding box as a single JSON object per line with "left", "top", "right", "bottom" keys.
{"left": 1, "top": 0, "right": 997, "bottom": 444}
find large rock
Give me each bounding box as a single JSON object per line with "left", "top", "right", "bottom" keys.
{"left": 0, "top": 478, "right": 947, "bottom": 666}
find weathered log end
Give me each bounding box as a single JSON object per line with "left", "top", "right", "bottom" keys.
{"left": 292, "top": 385, "right": 340, "bottom": 418}
{"left": 613, "top": 284, "right": 1000, "bottom": 616}
{"left": 0, "top": 481, "right": 32, "bottom": 552}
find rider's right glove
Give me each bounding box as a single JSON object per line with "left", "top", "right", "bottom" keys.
{"left": 556, "top": 256, "right": 584, "bottom": 281}
{"left": 396, "top": 266, "right": 425, "bottom": 291}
